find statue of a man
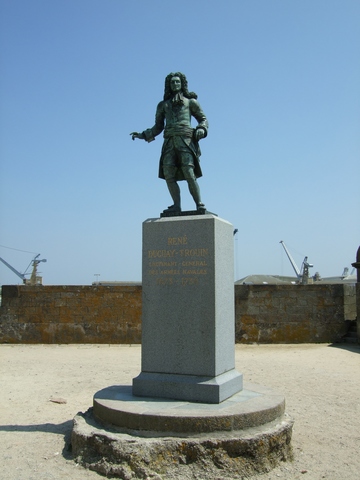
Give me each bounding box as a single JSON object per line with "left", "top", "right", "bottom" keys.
{"left": 131, "top": 72, "right": 208, "bottom": 214}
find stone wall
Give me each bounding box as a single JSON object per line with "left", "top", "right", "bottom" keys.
{"left": 344, "top": 283, "right": 357, "bottom": 321}
{"left": 235, "top": 284, "right": 356, "bottom": 343}
{"left": 0, "top": 283, "right": 356, "bottom": 344}
{"left": 0, "top": 285, "right": 142, "bottom": 344}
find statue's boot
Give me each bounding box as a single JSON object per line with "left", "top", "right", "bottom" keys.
{"left": 164, "top": 180, "right": 181, "bottom": 213}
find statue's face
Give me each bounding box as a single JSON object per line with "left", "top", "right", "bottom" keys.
{"left": 170, "top": 76, "right": 182, "bottom": 93}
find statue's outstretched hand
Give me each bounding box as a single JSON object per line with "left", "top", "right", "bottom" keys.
{"left": 130, "top": 132, "right": 144, "bottom": 141}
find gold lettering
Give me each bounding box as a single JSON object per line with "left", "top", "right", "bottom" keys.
{"left": 156, "top": 277, "right": 174, "bottom": 286}
{"left": 182, "top": 269, "right": 207, "bottom": 275}
{"left": 149, "top": 261, "right": 177, "bottom": 267}
{"left": 181, "top": 260, "right": 207, "bottom": 267}
{"left": 148, "top": 249, "right": 176, "bottom": 258}
{"left": 168, "top": 235, "right": 188, "bottom": 245}
{"left": 181, "top": 277, "right": 199, "bottom": 286}
{"left": 179, "top": 248, "right": 208, "bottom": 257}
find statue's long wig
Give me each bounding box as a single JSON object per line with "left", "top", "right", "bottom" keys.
{"left": 163, "top": 72, "right": 198, "bottom": 101}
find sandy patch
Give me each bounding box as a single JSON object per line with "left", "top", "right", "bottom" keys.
{"left": 0, "top": 343, "right": 359, "bottom": 479}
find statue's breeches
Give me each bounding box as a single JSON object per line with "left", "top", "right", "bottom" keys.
{"left": 161, "top": 137, "right": 195, "bottom": 182}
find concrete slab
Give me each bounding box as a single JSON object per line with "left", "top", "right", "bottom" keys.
{"left": 93, "top": 382, "right": 285, "bottom": 434}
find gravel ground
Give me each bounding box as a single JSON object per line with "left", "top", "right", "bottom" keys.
{"left": 0, "top": 343, "right": 359, "bottom": 480}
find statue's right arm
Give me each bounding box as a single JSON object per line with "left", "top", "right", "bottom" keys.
{"left": 130, "top": 102, "right": 165, "bottom": 143}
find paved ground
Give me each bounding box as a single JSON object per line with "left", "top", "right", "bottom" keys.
{"left": 0, "top": 343, "right": 359, "bottom": 480}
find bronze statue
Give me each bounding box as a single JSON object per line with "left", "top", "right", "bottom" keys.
{"left": 131, "top": 72, "right": 208, "bottom": 214}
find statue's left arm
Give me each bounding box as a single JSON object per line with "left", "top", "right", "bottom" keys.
{"left": 190, "top": 99, "right": 209, "bottom": 141}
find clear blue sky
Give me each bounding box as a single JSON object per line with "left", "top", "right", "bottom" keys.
{"left": 1, "top": 0, "right": 359, "bottom": 285}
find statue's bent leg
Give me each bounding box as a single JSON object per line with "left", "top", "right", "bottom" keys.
{"left": 181, "top": 163, "right": 206, "bottom": 211}
{"left": 163, "top": 165, "right": 181, "bottom": 212}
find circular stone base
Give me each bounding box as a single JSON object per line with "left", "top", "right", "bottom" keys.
{"left": 93, "top": 382, "right": 286, "bottom": 434}
{"left": 72, "top": 383, "right": 294, "bottom": 479}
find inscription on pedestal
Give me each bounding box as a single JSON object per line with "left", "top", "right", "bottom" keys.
{"left": 147, "top": 235, "right": 208, "bottom": 287}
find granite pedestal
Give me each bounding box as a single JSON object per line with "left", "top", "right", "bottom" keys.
{"left": 132, "top": 214, "right": 242, "bottom": 403}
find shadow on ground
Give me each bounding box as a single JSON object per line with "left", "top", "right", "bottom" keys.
{"left": 328, "top": 342, "right": 360, "bottom": 354}
{"left": 0, "top": 419, "right": 74, "bottom": 459}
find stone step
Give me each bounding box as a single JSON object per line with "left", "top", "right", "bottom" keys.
{"left": 342, "top": 337, "right": 358, "bottom": 344}
{"left": 341, "top": 321, "right": 358, "bottom": 343}
{"left": 346, "top": 331, "right": 358, "bottom": 338}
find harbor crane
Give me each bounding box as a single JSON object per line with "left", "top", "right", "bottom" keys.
{"left": 0, "top": 254, "right": 47, "bottom": 285}
{"left": 279, "top": 241, "right": 313, "bottom": 284}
